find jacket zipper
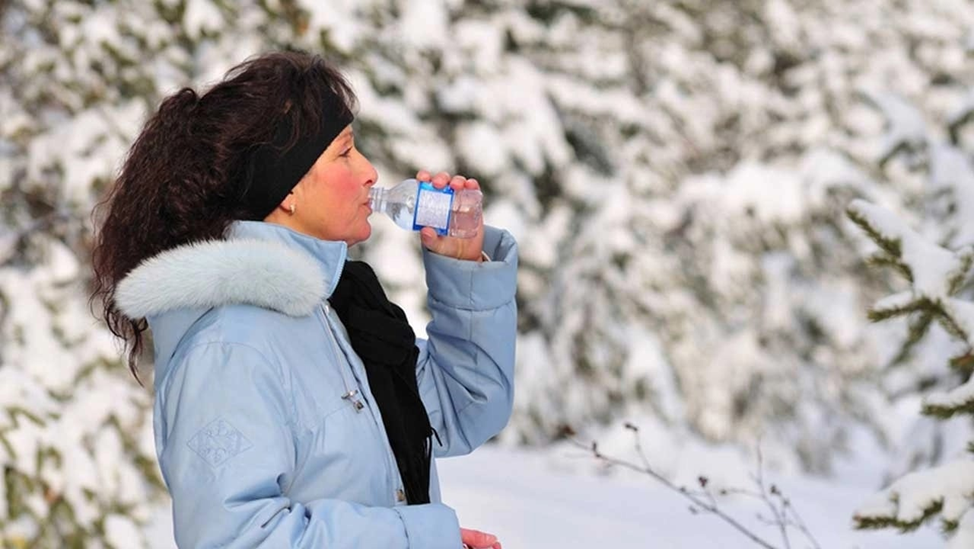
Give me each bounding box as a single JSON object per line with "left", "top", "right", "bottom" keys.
{"left": 319, "top": 303, "right": 405, "bottom": 502}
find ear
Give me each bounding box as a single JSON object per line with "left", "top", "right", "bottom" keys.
{"left": 274, "top": 191, "right": 296, "bottom": 215}
{"left": 263, "top": 189, "right": 299, "bottom": 224}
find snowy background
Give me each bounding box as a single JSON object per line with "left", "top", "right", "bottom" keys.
{"left": 3, "top": 0, "right": 974, "bottom": 547}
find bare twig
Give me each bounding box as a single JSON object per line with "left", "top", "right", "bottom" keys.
{"left": 752, "top": 446, "right": 790, "bottom": 549}
{"left": 571, "top": 426, "right": 779, "bottom": 549}
{"left": 570, "top": 424, "right": 823, "bottom": 549}
{"left": 782, "top": 497, "right": 823, "bottom": 549}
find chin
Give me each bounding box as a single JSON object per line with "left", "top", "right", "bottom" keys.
{"left": 347, "top": 224, "right": 372, "bottom": 247}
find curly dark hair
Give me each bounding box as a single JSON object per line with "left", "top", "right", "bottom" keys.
{"left": 90, "top": 50, "right": 357, "bottom": 382}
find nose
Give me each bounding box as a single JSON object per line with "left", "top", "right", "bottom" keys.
{"left": 363, "top": 160, "right": 378, "bottom": 188}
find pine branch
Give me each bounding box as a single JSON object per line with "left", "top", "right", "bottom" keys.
{"left": 936, "top": 304, "right": 972, "bottom": 344}
{"left": 946, "top": 250, "right": 974, "bottom": 295}
{"left": 950, "top": 352, "right": 974, "bottom": 374}
{"left": 854, "top": 460, "right": 974, "bottom": 536}
{"left": 948, "top": 102, "right": 974, "bottom": 145}
{"left": 867, "top": 298, "right": 927, "bottom": 322}
{"left": 922, "top": 399, "right": 974, "bottom": 419}
{"left": 886, "top": 310, "right": 936, "bottom": 368}
{"left": 855, "top": 500, "right": 944, "bottom": 533}
{"left": 864, "top": 253, "right": 913, "bottom": 283}
{"left": 846, "top": 203, "right": 907, "bottom": 264}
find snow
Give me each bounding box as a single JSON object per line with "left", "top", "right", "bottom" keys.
{"left": 855, "top": 459, "right": 974, "bottom": 527}
{"left": 943, "top": 296, "right": 974, "bottom": 344}
{"left": 456, "top": 122, "right": 508, "bottom": 177}
{"left": 8, "top": 0, "right": 974, "bottom": 545}
{"left": 924, "top": 359, "right": 974, "bottom": 413}
{"left": 949, "top": 509, "right": 974, "bottom": 549}
{"left": 146, "top": 445, "right": 941, "bottom": 548}
{"left": 302, "top": 0, "right": 361, "bottom": 52}
{"left": 929, "top": 143, "right": 974, "bottom": 247}
{"left": 872, "top": 291, "right": 916, "bottom": 314}
{"left": 848, "top": 199, "right": 966, "bottom": 300}
{"left": 183, "top": 0, "right": 224, "bottom": 40}
{"left": 398, "top": 0, "right": 450, "bottom": 51}
{"left": 860, "top": 91, "right": 928, "bottom": 161}
{"left": 105, "top": 514, "right": 143, "bottom": 549}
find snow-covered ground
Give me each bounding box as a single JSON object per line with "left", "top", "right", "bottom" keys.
{"left": 147, "top": 444, "right": 939, "bottom": 548}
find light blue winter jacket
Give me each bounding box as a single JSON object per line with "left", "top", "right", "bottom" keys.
{"left": 116, "top": 221, "right": 518, "bottom": 548}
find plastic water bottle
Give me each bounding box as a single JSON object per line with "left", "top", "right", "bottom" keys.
{"left": 369, "top": 179, "right": 482, "bottom": 239}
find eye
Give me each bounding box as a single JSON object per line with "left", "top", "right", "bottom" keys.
{"left": 340, "top": 148, "right": 353, "bottom": 158}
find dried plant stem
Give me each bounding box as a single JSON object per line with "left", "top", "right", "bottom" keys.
{"left": 571, "top": 425, "right": 823, "bottom": 549}
{"left": 571, "top": 437, "right": 778, "bottom": 549}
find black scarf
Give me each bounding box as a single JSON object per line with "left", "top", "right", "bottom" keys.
{"left": 328, "top": 260, "right": 434, "bottom": 504}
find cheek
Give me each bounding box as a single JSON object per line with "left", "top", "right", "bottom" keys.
{"left": 314, "top": 170, "right": 358, "bottom": 208}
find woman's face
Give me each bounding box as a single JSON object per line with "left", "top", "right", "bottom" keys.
{"left": 276, "top": 125, "right": 378, "bottom": 246}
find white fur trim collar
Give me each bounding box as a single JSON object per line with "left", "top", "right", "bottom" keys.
{"left": 116, "top": 238, "right": 326, "bottom": 319}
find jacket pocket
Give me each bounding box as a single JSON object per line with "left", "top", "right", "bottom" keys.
{"left": 297, "top": 401, "right": 391, "bottom": 502}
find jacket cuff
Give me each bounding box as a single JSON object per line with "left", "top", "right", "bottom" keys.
{"left": 422, "top": 226, "right": 518, "bottom": 311}
{"left": 394, "top": 503, "right": 462, "bottom": 549}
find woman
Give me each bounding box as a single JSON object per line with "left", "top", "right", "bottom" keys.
{"left": 91, "top": 50, "right": 516, "bottom": 549}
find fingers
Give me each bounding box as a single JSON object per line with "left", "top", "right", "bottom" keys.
{"left": 430, "top": 171, "right": 451, "bottom": 189}
{"left": 415, "top": 170, "right": 480, "bottom": 192}
{"left": 460, "top": 528, "right": 499, "bottom": 548}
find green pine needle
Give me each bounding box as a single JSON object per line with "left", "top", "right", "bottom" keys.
{"left": 950, "top": 353, "right": 974, "bottom": 374}
{"left": 864, "top": 253, "right": 913, "bottom": 283}
{"left": 854, "top": 500, "right": 943, "bottom": 533}
{"left": 867, "top": 299, "right": 926, "bottom": 322}
{"left": 922, "top": 399, "right": 974, "bottom": 419}
{"left": 847, "top": 204, "right": 906, "bottom": 260}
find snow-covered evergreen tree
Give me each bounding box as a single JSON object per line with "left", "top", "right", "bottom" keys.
{"left": 5, "top": 3, "right": 974, "bottom": 545}
{"left": 848, "top": 197, "right": 974, "bottom": 546}
{"left": 489, "top": 0, "right": 974, "bottom": 475}
{"left": 846, "top": 54, "right": 974, "bottom": 544}
{"left": 0, "top": 0, "right": 307, "bottom": 545}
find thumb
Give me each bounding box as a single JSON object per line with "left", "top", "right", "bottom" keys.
{"left": 420, "top": 227, "right": 438, "bottom": 249}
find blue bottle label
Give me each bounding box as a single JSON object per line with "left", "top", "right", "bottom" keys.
{"left": 412, "top": 182, "right": 454, "bottom": 235}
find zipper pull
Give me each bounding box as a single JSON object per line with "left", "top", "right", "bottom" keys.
{"left": 341, "top": 389, "right": 364, "bottom": 412}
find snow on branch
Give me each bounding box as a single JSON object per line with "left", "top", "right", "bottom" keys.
{"left": 947, "top": 89, "right": 974, "bottom": 144}
{"left": 847, "top": 200, "right": 974, "bottom": 351}
{"left": 849, "top": 196, "right": 974, "bottom": 543}
{"left": 948, "top": 509, "right": 974, "bottom": 549}
{"left": 929, "top": 144, "right": 974, "bottom": 247}
{"left": 924, "top": 374, "right": 974, "bottom": 418}
{"left": 868, "top": 291, "right": 926, "bottom": 322}
{"left": 854, "top": 459, "right": 974, "bottom": 533}
{"left": 847, "top": 199, "right": 971, "bottom": 299}
{"left": 859, "top": 90, "right": 928, "bottom": 167}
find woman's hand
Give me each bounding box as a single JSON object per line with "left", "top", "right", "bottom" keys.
{"left": 416, "top": 170, "right": 485, "bottom": 262}
{"left": 461, "top": 527, "right": 502, "bottom": 549}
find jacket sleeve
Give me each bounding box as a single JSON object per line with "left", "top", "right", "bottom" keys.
{"left": 416, "top": 226, "right": 518, "bottom": 458}
{"left": 157, "top": 342, "right": 461, "bottom": 548}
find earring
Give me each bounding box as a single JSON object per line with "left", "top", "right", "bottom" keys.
{"left": 289, "top": 203, "right": 296, "bottom": 215}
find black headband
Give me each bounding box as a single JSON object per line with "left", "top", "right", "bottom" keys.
{"left": 241, "top": 109, "right": 353, "bottom": 220}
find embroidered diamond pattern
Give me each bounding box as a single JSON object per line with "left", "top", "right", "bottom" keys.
{"left": 187, "top": 418, "right": 252, "bottom": 468}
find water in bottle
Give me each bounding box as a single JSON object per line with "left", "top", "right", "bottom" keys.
{"left": 369, "top": 178, "right": 482, "bottom": 239}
